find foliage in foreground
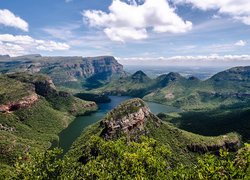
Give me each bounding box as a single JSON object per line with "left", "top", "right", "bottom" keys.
{"left": 10, "top": 137, "right": 250, "bottom": 180}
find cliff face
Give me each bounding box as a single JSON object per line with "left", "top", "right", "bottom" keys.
{"left": 0, "top": 93, "right": 38, "bottom": 113}
{"left": 0, "top": 73, "right": 97, "bottom": 115}
{"left": 100, "top": 99, "right": 161, "bottom": 140}
{"left": 0, "top": 55, "right": 125, "bottom": 86}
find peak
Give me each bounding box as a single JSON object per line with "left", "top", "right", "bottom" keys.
{"left": 100, "top": 98, "right": 155, "bottom": 140}
{"left": 132, "top": 70, "right": 147, "bottom": 76}
{"left": 167, "top": 72, "right": 182, "bottom": 77}
{"left": 131, "top": 71, "right": 150, "bottom": 83}
{"left": 228, "top": 66, "right": 250, "bottom": 72}
{"left": 210, "top": 66, "right": 250, "bottom": 81}
{"left": 105, "top": 98, "right": 148, "bottom": 118}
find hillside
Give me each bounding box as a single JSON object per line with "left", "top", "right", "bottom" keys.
{"left": 144, "top": 66, "right": 250, "bottom": 110}
{"left": 95, "top": 67, "right": 250, "bottom": 110}
{"left": 67, "top": 99, "right": 240, "bottom": 163}
{"left": 62, "top": 98, "right": 243, "bottom": 179}
{"left": 0, "top": 73, "right": 97, "bottom": 172}
{"left": 0, "top": 55, "right": 126, "bottom": 90}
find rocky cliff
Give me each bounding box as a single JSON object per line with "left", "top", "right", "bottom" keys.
{"left": 100, "top": 98, "right": 161, "bottom": 140}
{"left": 0, "top": 55, "right": 126, "bottom": 87}
{"left": 0, "top": 73, "right": 97, "bottom": 115}
{"left": 0, "top": 93, "right": 38, "bottom": 113}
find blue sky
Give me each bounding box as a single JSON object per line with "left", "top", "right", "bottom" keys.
{"left": 0, "top": 0, "right": 250, "bottom": 66}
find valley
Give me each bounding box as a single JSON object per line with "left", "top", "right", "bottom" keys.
{"left": 0, "top": 55, "right": 249, "bottom": 179}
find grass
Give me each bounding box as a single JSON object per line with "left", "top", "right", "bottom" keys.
{"left": 0, "top": 76, "right": 33, "bottom": 104}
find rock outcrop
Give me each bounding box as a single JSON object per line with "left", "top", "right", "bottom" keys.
{"left": 100, "top": 98, "right": 160, "bottom": 140}
{"left": 0, "top": 93, "right": 38, "bottom": 113}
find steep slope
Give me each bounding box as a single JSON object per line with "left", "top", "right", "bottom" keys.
{"left": 0, "top": 73, "right": 97, "bottom": 170}
{"left": 0, "top": 55, "right": 126, "bottom": 89}
{"left": 98, "top": 70, "right": 154, "bottom": 97}
{"left": 97, "top": 71, "right": 189, "bottom": 97}
{"left": 67, "top": 99, "right": 240, "bottom": 166}
{"left": 7, "top": 99, "right": 249, "bottom": 180}
{"left": 143, "top": 66, "right": 250, "bottom": 110}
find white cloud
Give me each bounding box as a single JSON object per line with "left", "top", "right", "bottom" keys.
{"left": 0, "top": 9, "right": 29, "bottom": 31}
{"left": 65, "top": 0, "right": 73, "bottom": 2}
{"left": 43, "top": 24, "right": 80, "bottom": 41}
{"left": 235, "top": 40, "right": 247, "bottom": 47}
{"left": 173, "top": 0, "right": 250, "bottom": 25}
{"left": 83, "top": 0, "right": 192, "bottom": 42}
{"left": 0, "top": 34, "right": 70, "bottom": 56}
{"left": 104, "top": 27, "right": 148, "bottom": 41}
{"left": 36, "top": 41, "right": 70, "bottom": 51}
{"left": 0, "top": 34, "right": 33, "bottom": 44}
{"left": 117, "top": 54, "right": 250, "bottom": 66}
{"left": 0, "top": 41, "right": 26, "bottom": 56}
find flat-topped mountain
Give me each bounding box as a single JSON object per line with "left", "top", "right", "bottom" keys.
{"left": 0, "top": 55, "right": 126, "bottom": 89}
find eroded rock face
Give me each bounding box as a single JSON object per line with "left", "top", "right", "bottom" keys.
{"left": 0, "top": 93, "right": 38, "bottom": 113}
{"left": 100, "top": 99, "right": 153, "bottom": 140}
{"left": 0, "top": 55, "right": 125, "bottom": 84}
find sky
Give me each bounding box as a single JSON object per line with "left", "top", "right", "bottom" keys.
{"left": 0, "top": 0, "right": 250, "bottom": 67}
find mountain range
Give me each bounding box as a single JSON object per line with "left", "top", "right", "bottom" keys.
{"left": 0, "top": 55, "right": 249, "bottom": 179}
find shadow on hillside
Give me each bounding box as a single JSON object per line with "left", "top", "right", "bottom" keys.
{"left": 170, "top": 105, "right": 250, "bottom": 142}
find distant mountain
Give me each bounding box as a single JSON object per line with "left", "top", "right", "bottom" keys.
{"left": 98, "top": 66, "right": 250, "bottom": 110}
{"left": 130, "top": 70, "right": 151, "bottom": 83}
{"left": 210, "top": 66, "right": 250, "bottom": 82}
{"left": 0, "top": 55, "right": 126, "bottom": 89}
{"left": 0, "top": 55, "right": 10, "bottom": 61}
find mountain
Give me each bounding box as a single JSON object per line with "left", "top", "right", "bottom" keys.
{"left": 0, "top": 55, "right": 10, "bottom": 61}
{"left": 0, "top": 55, "right": 126, "bottom": 89}
{"left": 97, "top": 70, "right": 154, "bottom": 97}
{"left": 68, "top": 98, "right": 240, "bottom": 161}
{"left": 108, "top": 66, "right": 250, "bottom": 110}
{"left": 64, "top": 98, "right": 241, "bottom": 179}
{"left": 0, "top": 73, "right": 97, "bottom": 170}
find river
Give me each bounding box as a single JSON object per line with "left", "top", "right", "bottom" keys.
{"left": 56, "top": 96, "right": 181, "bottom": 154}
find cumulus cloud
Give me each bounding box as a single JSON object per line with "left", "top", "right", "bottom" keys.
{"left": 83, "top": 0, "right": 192, "bottom": 42}
{"left": 235, "top": 40, "right": 247, "bottom": 47}
{"left": 0, "top": 9, "right": 29, "bottom": 31}
{"left": 0, "top": 41, "right": 26, "bottom": 56}
{"left": 173, "top": 0, "right": 250, "bottom": 25}
{"left": 0, "top": 34, "right": 70, "bottom": 56}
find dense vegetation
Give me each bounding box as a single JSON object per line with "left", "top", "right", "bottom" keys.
{"left": 0, "top": 64, "right": 250, "bottom": 179}
{"left": 95, "top": 66, "right": 250, "bottom": 110}
{"left": 166, "top": 105, "right": 250, "bottom": 142}
{"left": 6, "top": 139, "right": 250, "bottom": 179}
{"left": 0, "top": 73, "right": 97, "bottom": 172}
